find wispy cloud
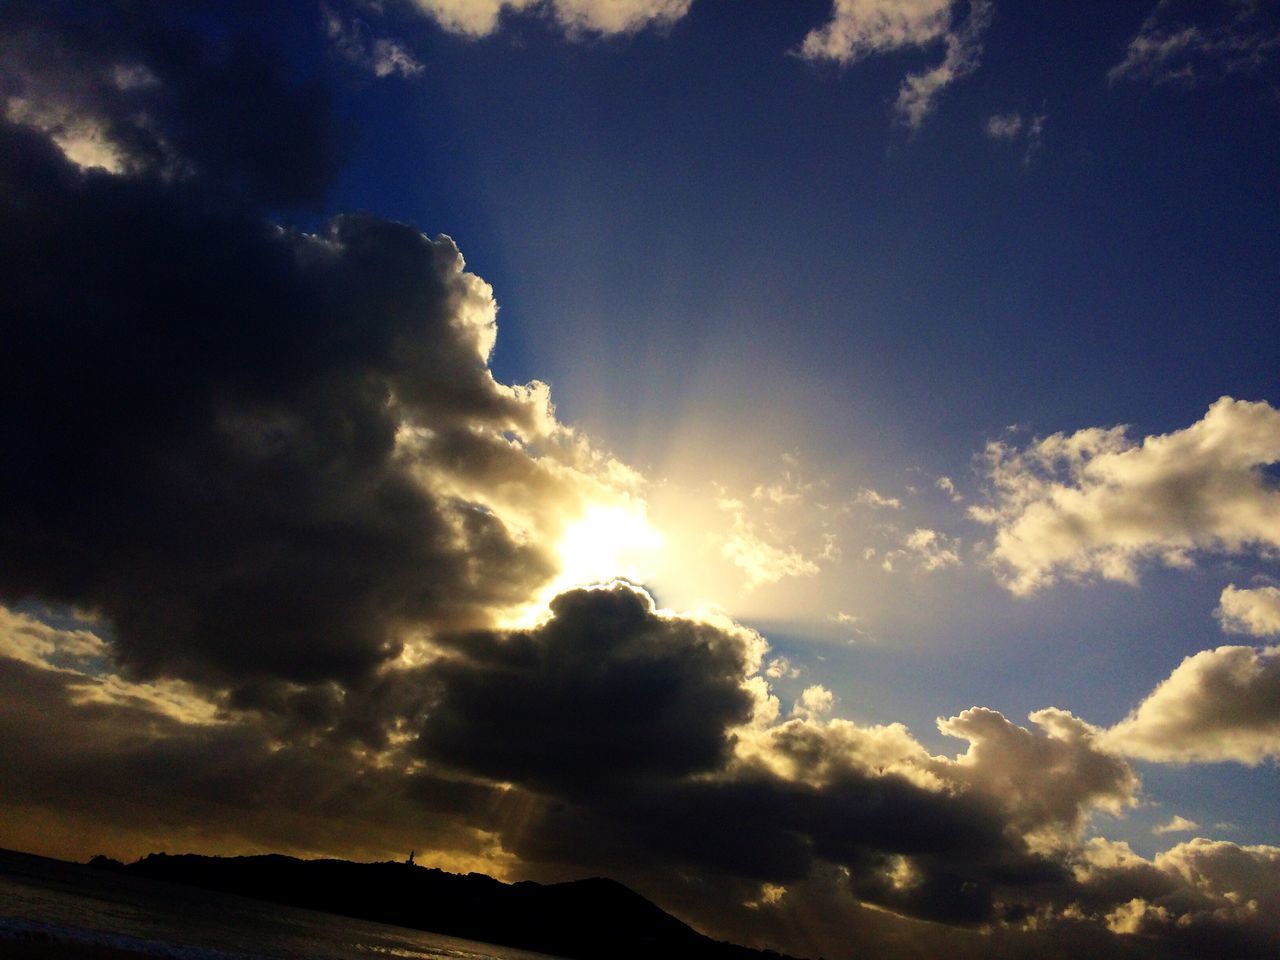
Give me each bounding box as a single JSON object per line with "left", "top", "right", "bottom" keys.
{"left": 323, "top": 5, "right": 424, "bottom": 78}
{"left": 854, "top": 486, "right": 903, "bottom": 510}
{"left": 800, "top": 0, "right": 993, "bottom": 127}
{"left": 984, "top": 109, "right": 1046, "bottom": 164}
{"left": 1111, "top": 0, "right": 1280, "bottom": 86}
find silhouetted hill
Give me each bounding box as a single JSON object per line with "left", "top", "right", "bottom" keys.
{"left": 91, "top": 852, "right": 806, "bottom": 960}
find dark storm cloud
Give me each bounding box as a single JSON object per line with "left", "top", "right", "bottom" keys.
{"left": 493, "top": 752, "right": 1060, "bottom": 927}
{"left": 0, "top": 0, "right": 338, "bottom": 205}
{"left": 418, "top": 583, "right": 760, "bottom": 795}
{"left": 0, "top": 655, "right": 505, "bottom": 863}
{"left": 0, "top": 106, "right": 553, "bottom": 689}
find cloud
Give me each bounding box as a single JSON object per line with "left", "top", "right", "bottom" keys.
{"left": 986, "top": 112, "right": 1023, "bottom": 138}
{"left": 985, "top": 110, "right": 1046, "bottom": 164}
{"left": 934, "top": 707, "right": 1138, "bottom": 850}
{"left": 1153, "top": 815, "right": 1199, "bottom": 835}
{"left": 323, "top": 5, "right": 425, "bottom": 78}
{"left": 10, "top": 586, "right": 1275, "bottom": 953}
{"left": 936, "top": 475, "right": 964, "bottom": 502}
{"left": 792, "top": 684, "right": 836, "bottom": 719}
{"left": 719, "top": 498, "right": 822, "bottom": 589}
{"left": 1088, "top": 838, "right": 1280, "bottom": 956}
{"left": 1110, "top": 0, "right": 1280, "bottom": 87}
{"left": 0, "top": 2, "right": 338, "bottom": 204}
{"left": 800, "top": 0, "right": 993, "bottom": 127}
{"left": 717, "top": 472, "right": 838, "bottom": 590}
{"left": 765, "top": 655, "right": 801, "bottom": 679}
{"left": 971, "top": 398, "right": 1280, "bottom": 595}
{"left": 882, "top": 527, "right": 962, "bottom": 572}
{"left": 0, "top": 7, "right": 646, "bottom": 701}
{"left": 416, "top": 582, "right": 766, "bottom": 795}
{"left": 405, "top": 0, "right": 692, "bottom": 38}
{"left": 855, "top": 487, "right": 903, "bottom": 509}
{"left": 4, "top": 7, "right": 1279, "bottom": 958}
{"left": 1217, "top": 584, "right": 1280, "bottom": 636}
{"left": 1104, "top": 643, "right": 1280, "bottom": 764}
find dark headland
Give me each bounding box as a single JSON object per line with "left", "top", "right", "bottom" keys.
{"left": 81, "top": 851, "right": 806, "bottom": 960}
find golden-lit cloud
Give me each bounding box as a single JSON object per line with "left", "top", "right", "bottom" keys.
{"left": 1104, "top": 643, "right": 1280, "bottom": 764}
{"left": 972, "top": 398, "right": 1280, "bottom": 595}
{"left": 800, "top": 0, "right": 993, "bottom": 127}
{"left": 1217, "top": 584, "right": 1280, "bottom": 637}
{"left": 405, "top": 0, "right": 691, "bottom": 38}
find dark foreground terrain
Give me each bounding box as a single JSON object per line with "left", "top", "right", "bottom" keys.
{"left": 87, "top": 852, "right": 803, "bottom": 960}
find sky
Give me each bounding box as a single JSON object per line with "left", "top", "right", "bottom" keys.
{"left": 1, "top": 1, "right": 1279, "bottom": 958}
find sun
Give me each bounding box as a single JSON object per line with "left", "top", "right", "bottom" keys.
{"left": 552, "top": 502, "right": 666, "bottom": 592}
{"left": 498, "top": 500, "right": 667, "bottom": 628}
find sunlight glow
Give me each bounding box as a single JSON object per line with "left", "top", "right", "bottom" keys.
{"left": 553, "top": 502, "right": 665, "bottom": 592}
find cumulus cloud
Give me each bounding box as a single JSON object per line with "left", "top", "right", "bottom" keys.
{"left": 1153, "top": 815, "right": 1198, "bottom": 835}
{"left": 1081, "top": 838, "right": 1280, "bottom": 957}
{"left": 1104, "top": 643, "right": 1280, "bottom": 764}
{"left": 1217, "top": 584, "right": 1280, "bottom": 636}
{"left": 1110, "top": 0, "right": 1280, "bottom": 87}
{"left": 765, "top": 655, "right": 801, "bottom": 679}
{"left": 971, "top": 397, "right": 1280, "bottom": 595}
{"left": 935, "top": 707, "right": 1138, "bottom": 849}
{"left": 0, "top": 5, "right": 650, "bottom": 705}
{"left": 800, "top": 0, "right": 993, "bottom": 127}
{"left": 416, "top": 582, "right": 766, "bottom": 795}
{"left": 405, "top": 0, "right": 691, "bottom": 38}
{"left": 881, "top": 527, "right": 962, "bottom": 572}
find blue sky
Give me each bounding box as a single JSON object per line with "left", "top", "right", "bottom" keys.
{"left": 2, "top": 2, "right": 1279, "bottom": 958}
{"left": 310, "top": 0, "right": 1280, "bottom": 851}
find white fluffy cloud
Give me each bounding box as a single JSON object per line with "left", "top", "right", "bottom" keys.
{"left": 881, "top": 527, "right": 961, "bottom": 572}
{"left": 800, "top": 0, "right": 992, "bottom": 127}
{"left": 1105, "top": 643, "right": 1280, "bottom": 764}
{"left": 801, "top": 0, "right": 957, "bottom": 61}
{"left": 971, "top": 397, "right": 1280, "bottom": 595}
{"left": 1217, "top": 584, "right": 1280, "bottom": 636}
{"left": 1153, "top": 814, "right": 1198, "bottom": 835}
{"left": 407, "top": 0, "right": 691, "bottom": 37}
